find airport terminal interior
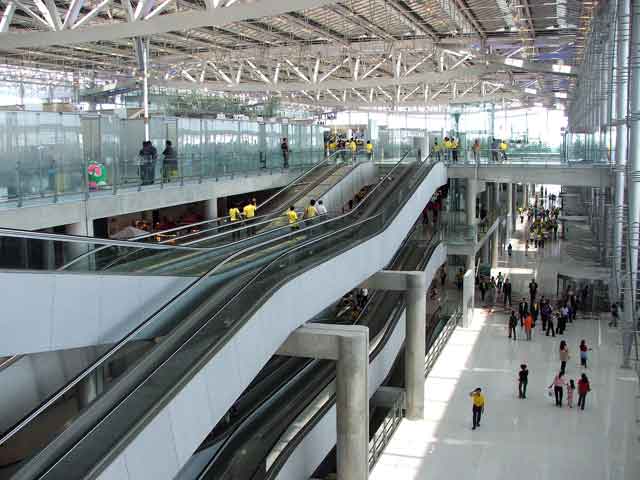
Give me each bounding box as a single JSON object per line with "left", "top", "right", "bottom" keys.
{"left": 0, "top": 0, "right": 639, "bottom": 479}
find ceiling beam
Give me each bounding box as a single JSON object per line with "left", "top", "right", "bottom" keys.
{"left": 329, "top": 4, "right": 396, "bottom": 42}
{"left": 282, "top": 12, "right": 347, "bottom": 45}
{"left": 157, "top": 64, "right": 505, "bottom": 93}
{"left": 0, "top": 0, "right": 342, "bottom": 48}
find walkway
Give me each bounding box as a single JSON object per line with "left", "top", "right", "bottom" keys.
{"left": 370, "top": 219, "right": 640, "bottom": 480}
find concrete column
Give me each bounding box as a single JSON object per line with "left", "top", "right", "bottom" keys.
{"left": 405, "top": 273, "right": 427, "bottom": 419}
{"left": 278, "top": 324, "right": 369, "bottom": 480}
{"left": 462, "top": 265, "right": 475, "bottom": 327}
{"left": 65, "top": 220, "right": 94, "bottom": 265}
{"left": 466, "top": 179, "right": 477, "bottom": 227}
{"left": 363, "top": 271, "right": 427, "bottom": 419}
{"left": 205, "top": 198, "right": 218, "bottom": 219}
{"left": 523, "top": 184, "right": 529, "bottom": 209}
{"left": 491, "top": 231, "right": 499, "bottom": 269}
{"left": 614, "top": 0, "right": 630, "bottom": 288}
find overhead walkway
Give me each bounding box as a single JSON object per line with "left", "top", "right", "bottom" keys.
{"left": 0, "top": 152, "right": 376, "bottom": 355}
{"left": 447, "top": 159, "right": 610, "bottom": 187}
{"left": 0, "top": 161, "right": 306, "bottom": 232}
{"left": 369, "top": 220, "right": 640, "bottom": 480}
{"left": 0, "top": 155, "right": 447, "bottom": 480}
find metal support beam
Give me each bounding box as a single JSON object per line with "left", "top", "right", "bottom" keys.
{"left": 277, "top": 324, "right": 369, "bottom": 480}
{"left": 0, "top": 0, "right": 342, "bottom": 47}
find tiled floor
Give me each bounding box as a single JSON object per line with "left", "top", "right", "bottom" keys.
{"left": 370, "top": 218, "right": 640, "bottom": 480}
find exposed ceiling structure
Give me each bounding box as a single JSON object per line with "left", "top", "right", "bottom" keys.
{"left": 0, "top": 0, "right": 590, "bottom": 110}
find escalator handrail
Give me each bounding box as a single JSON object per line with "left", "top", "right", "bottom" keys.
{"left": 57, "top": 151, "right": 348, "bottom": 271}
{"left": 95, "top": 209, "right": 312, "bottom": 271}
{"left": 255, "top": 149, "right": 346, "bottom": 212}
{"left": 0, "top": 150, "right": 418, "bottom": 448}
{"left": 0, "top": 227, "right": 204, "bottom": 252}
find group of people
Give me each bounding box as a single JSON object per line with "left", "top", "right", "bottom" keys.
{"left": 138, "top": 140, "right": 177, "bottom": 185}
{"left": 432, "top": 137, "right": 459, "bottom": 162}
{"left": 490, "top": 138, "right": 509, "bottom": 162}
{"left": 286, "top": 198, "right": 328, "bottom": 230}
{"left": 326, "top": 137, "right": 374, "bottom": 161}
{"left": 478, "top": 272, "right": 513, "bottom": 307}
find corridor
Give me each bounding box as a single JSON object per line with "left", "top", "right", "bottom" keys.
{"left": 370, "top": 220, "right": 640, "bottom": 480}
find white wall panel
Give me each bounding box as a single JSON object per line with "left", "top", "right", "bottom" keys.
{"left": 0, "top": 272, "right": 193, "bottom": 355}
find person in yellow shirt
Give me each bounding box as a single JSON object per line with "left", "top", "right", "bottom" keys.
{"left": 499, "top": 140, "right": 508, "bottom": 162}
{"left": 349, "top": 138, "right": 357, "bottom": 161}
{"left": 366, "top": 140, "right": 373, "bottom": 160}
{"left": 243, "top": 198, "right": 258, "bottom": 235}
{"left": 303, "top": 199, "right": 318, "bottom": 224}
{"left": 469, "top": 387, "right": 485, "bottom": 430}
{"left": 287, "top": 205, "right": 299, "bottom": 231}
{"left": 443, "top": 137, "right": 452, "bottom": 161}
{"left": 228, "top": 204, "right": 242, "bottom": 241}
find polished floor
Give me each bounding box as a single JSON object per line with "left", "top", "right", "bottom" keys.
{"left": 370, "top": 219, "right": 640, "bottom": 480}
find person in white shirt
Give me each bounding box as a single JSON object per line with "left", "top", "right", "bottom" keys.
{"left": 316, "top": 199, "right": 328, "bottom": 215}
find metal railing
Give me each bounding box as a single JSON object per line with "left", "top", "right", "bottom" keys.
{"left": 425, "top": 307, "right": 462, "bottom": 377}
{"left": 3, "top": 148, "right": 326, "bottom": 208}
{"left": 368, "top": 390, "right": 404, "bottom": 470}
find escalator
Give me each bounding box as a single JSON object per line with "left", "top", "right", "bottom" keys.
{"left": 180, "top": 215, "right": 444, "bottom": 479}
{"left": 57, "top": 150, "right": 359, "bottom": 275}
{"left": 0, "top": 152, "right": 445, "bottom": 480}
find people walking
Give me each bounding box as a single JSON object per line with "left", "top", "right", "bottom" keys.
{"left": 530, "top": 301, "right": 539, "bottom": 328}
{"left": 469, "top": 387, "right": 485, "bottom": 430}
{"left": 549, "top": 372, "right": 566, "bottom": 407}
{"left": 507, "top": 243, "right": 512, "bottom": 257}
{"left": 579, "top": 339, "right": 591, "bottom": 368}
{"left": 567, "top": 379, "right": 576, "bottom": 408}
{"left": 577, "top": 373, "right": 591, "bottom": 410}
{"left": 524, "top": 313, "right": 533, "bottom": 340}
{"left": 546, "top": 312, "right": 556, "bottom": 337}
{"left": 518, "top": 364, "right": 528, "bottom": 399}
{"left": 528, "top": 278, "right": 538, "bottom": 304}
{"left": 508, "top": 310, "right": 518, "bottom": 340}
{"left": 559, "top": 340, "right": 570, "bottom": 375}
{"left": 518, "top": 298, "right": 529, "bottom": 327}
{"left": 503, "top": 278, "right": 512, "bottom": 306}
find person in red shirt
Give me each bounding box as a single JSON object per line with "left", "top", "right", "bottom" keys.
{"left": 577, "top": 373, "right": 591, "bottom": 410}
{"left": 579, "top": 339, "right": 592, "bottom": 368}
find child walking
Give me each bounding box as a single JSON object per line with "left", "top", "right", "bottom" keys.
{"left": 567, "top": 379, "right": 576, "bottom": 408}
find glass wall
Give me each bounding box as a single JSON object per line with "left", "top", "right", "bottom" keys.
{"left": 0, "top": 111, "right": 83, "bottom": 203}
{"left": 0, "top": 111, "right": 325, "bottom": 206}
